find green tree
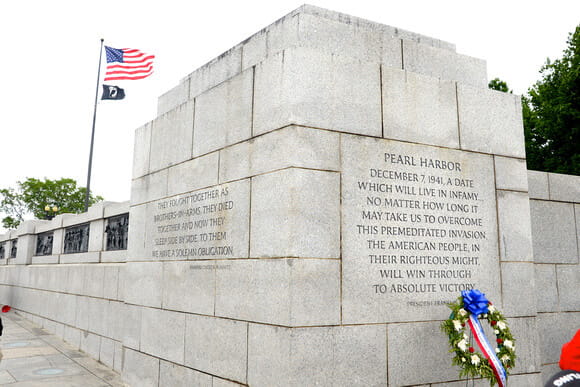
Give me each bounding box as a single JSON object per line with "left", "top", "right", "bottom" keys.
{"left": 0, "top": 187, "right": 26, "bottom": 229}
{"left": 488, "top": 78, "right": 512, "bottom": 93}
{"left": 523, "top": 25, "right": 580, "bottom": 175}
{"left": 0, "top": 178, "right": 104, "bottom": 229}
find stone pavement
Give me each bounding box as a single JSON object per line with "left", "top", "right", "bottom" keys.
{"left": 0, "top": 312, "right": 126, "bottom": 386}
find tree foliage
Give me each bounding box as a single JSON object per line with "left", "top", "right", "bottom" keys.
{"left": 0, "top": 178, "right": 103, "bottom": 229}
{"left": 0, "top": 187, "right": 26, "bottom": 229}
{"left": 488, "top": 78, "right": 512, "bottom": 93}
{"left": 523, "top": 25, "right": 580, "bottom": 175}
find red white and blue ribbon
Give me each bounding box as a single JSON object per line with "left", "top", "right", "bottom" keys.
{"left": 467, "top": 314, "right": 507, "bottom": 387}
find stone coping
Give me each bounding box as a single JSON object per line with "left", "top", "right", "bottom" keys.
{"left": 0, "top": 201, "right": 129, "bottom": 263}
{"left": 528, "top": 170, "right": 580, "bottom": 202}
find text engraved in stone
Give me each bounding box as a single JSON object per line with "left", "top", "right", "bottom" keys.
{"left": 342, "top": 138, "right": 498, "bottom": 319}
{"left": 150, "top": 185, "right": 238, "bottom": 259}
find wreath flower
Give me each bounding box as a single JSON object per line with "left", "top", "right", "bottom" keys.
{"left": 441, "top": 290, "right": 516, "bottom": 386}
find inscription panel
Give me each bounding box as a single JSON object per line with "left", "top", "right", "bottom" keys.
{"left": 341, "top": 135, "right": 499, "bottom": 323}
{"left": 147, "top": 179, "right": 250, "bottom": 260}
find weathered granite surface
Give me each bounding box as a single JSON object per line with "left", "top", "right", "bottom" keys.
{"left": 2, "top": 5, "right": 579, "bottom": 387}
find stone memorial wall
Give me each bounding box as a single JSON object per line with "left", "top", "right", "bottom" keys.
{"left": 528, "top": 171, "right": 580, "bottom": 380}
{"left": 125, "top": 5, "right": 541, "bottom": 386}
{"left": 0, "top": 5, "right": 578, "bottom": 387}
{"left": 0, "top": 201, "right": 129, "bottom": 372}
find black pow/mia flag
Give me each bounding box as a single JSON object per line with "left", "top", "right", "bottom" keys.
{"left": 101, "top": 84, "right": 125, "bottom": 100}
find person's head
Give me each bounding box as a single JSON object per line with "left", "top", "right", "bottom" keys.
{"left": 561, "top": 330, "right": 580, "bottom": 372}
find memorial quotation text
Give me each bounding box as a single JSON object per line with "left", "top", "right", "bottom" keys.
{"left": 148, "top": 181, "right": 249, "bottom": 260}
{"left": 343, "top": 138, "right": 497, "bottom": 311}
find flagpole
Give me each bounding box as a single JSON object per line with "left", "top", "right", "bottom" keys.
{"left": 85, "top": 38, "right": 104, "bottom": 212}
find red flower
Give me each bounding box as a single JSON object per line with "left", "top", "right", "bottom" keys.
{"left": 491, "top": 320, "right": 497, "bottom": 326}
{"left": 1, "top": 305, "right": 11, "bottom": 313}
{"left": 497, "top": 338, "right": 504, "bottom": 344}
{"left": 469, "top": 347, "right": 475, "bottom": 353}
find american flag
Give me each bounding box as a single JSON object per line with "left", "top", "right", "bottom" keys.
{"left": 104, "top": 46, "right": 155, "bottom": 81}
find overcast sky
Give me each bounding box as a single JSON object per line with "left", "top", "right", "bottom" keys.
{"left": 1, "top": 0, "right": 578, "bottom": 226}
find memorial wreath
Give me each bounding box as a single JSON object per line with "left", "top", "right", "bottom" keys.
{"left": 441, "top": 289, "right": 516, "bottom": 387}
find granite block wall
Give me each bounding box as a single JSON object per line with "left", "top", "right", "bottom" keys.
{"left": 0, "top": 5, "right": 578, "bottom": 387}
{"left": 528, "top": 171, "right": 580, "bottom": 384}
{"left": 124, "top": 5, "right": 541, "bottom": 386}
{"left": 157, "top": 4, "right": 485, "bottom": 117}
{"left": 0, "top": 201, "right": 128, "bottom": 373}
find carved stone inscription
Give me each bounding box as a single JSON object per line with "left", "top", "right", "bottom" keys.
{"left": 148, "top": 179, "right": 250, "bottom": 260}
{"left": 341, "top": 136, "right": 499, "bottom": 323}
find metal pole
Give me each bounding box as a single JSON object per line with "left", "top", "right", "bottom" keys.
{"left": 85, "top": 38, "right": 104, "bottom": 212}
